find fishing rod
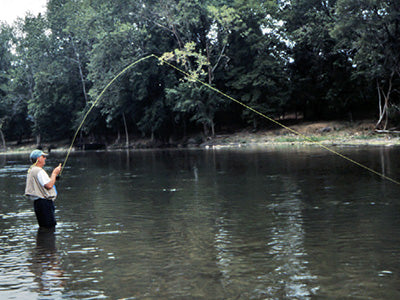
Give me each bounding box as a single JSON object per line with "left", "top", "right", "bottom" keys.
{"left": 59, "top": 54, "right": 400, "bottom": 186}
{"left": 60, "top": 54, "right": 156, "bottom": 176}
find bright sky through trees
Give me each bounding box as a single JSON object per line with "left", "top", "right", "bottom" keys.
{"left": 0, "top": 0, "right": 47, "bottom": 24}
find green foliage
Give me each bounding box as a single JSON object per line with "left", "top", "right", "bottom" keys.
{"left": 222, "top": 0, "right": 290, "bottom": 128}
{"left": 332, "top": 0, "right": 400, "bottom": 127}
{"left": 0, "top": 0, "right": 399, "bottom": 145}
{"left": 283, "top": 0, "right": 358, "bottom": 119}
{"left": 0, "top": 24, "right": 12, "bottom": 96}
{"left": 137, "top": 98, "right": 169, "bottom": 138}
{"left": 0, "top": 24, "right": 13, "bottom": 139}
{"left": 333, "top": 0, "right": 399, "bottom": 77}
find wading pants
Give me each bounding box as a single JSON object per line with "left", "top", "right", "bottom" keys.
{"left": 34, "top": 198, "right": 56, "bottom": 228}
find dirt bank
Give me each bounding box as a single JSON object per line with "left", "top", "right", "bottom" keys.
{"left": 201, "top": 120, "right": 400, "bottom": 148}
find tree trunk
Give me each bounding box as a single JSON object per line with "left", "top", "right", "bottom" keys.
{"left": 36, "top": 134, "right": 41, "bottom": 148}
{"left": 69, "top": 35, "right": 88, "bottom": 104}
{"left": 376, "top": 72, "right": 394, "bottom": 130}
{"left": 253, "top": 118, "right": 258, "bottom": 131}
{"left": 211, "top": 120, "right": 215, "bottom": 137}
{"left": 0, "top": 129, "right": 5, "bottom": 150}
{"left": 122, "top": 112, "right": 129, "bottom": 148}
{"left": 203, "top": 123, "right": 209, "bottom": 137}
{"left": 116, "top": 129, "right": 121, "bottom": 144}
{"left": 206, "top": 43, "right": 213, "bottom": 84}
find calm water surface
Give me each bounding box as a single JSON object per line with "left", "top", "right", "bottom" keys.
{"left": 1, "top": 146, "right": 400, "bottom": 299}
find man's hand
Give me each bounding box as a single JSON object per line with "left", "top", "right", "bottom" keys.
{"left": 52, "top": 163, "right": 62, "bottom": 177}
{"left": 45, "top": 164, "right": 62, "bottom": 189}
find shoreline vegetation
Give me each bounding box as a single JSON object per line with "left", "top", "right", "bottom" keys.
{"left": 2, "top": 120, "right": 400, "bottom": 155}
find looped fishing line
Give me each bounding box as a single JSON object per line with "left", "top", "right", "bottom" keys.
{"left": 60, "top": 54, "right": 400, "bottom": 186}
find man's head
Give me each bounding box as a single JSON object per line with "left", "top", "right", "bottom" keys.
{"left": 30, "top": 149, "right": 48, "bottom": 164}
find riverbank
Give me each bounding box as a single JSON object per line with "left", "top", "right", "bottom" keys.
{"left": 2, "top": 120, "right": 400, "bottom": 154}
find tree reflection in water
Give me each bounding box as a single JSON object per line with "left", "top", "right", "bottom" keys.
{"left": 266, "top": 177, "right": 318, "bottom": 298}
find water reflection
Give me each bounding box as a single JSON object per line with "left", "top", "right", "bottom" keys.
{"left": 214, "top": 214, "right": 232, "bottom": 286}
{"left": 267, "top": 177, "right": 317, "bottom": 298}
{"left": 213, "top": 174, "right": 318, "bottom": 299}
{"left": 29, "top": 228, "right": 65, "bottom": 297}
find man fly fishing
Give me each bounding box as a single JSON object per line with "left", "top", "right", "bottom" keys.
{"left": 25, "top": 149, "right": 62, "bottom": 229}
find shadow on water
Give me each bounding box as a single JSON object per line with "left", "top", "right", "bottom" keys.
{"left": 29, "top": 228, "right": 65, "bottom": 298}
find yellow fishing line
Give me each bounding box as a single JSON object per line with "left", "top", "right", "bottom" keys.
{"left": 157, "top": 56, "right": 400, "bottom": 186}
{"left": 27, "top": 160, "right": 38, "bottom": 174}
{"left": 61, "top": 54, "right": 400, "bottom": 186}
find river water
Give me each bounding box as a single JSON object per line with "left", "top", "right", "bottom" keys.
{"left": 1, "top": 146, "right": 400, "bottom": 299}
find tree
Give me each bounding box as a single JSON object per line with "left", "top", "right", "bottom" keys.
{"left": 12, "top": 11, "right": 87, "bottom": 143}
{"left": 333, "top": 0, "right": 400, "bottom": 129}
{"left": 47, "top": 0, "right": 95, "bottom": 106}
{"left": 85, "top": 0, "right": 160, "bottom": 140}
{"left": 3, "top": 0, "right": 395, "bottom": 147}
{"left": 222, "top": 0, "right": 290, "bottom": 128}
{"left": 0, "top": 23, "right": 14, "bottom": 148}
{"left": 146, "top": 0, "right": 221, "bottom": 138}
{"left": 282, "top": 0, "right": 362, "bottom": 120}
{"left": 162, "top": 42, "right": 225, "bottom": 137}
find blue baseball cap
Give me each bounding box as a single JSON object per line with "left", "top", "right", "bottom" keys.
{"left": 30, "top": 149, "right": 48, "bottom": 161}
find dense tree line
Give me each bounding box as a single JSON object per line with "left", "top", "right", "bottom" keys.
{"left": 0, "top": 0, "right": 399, "bottom": 146}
